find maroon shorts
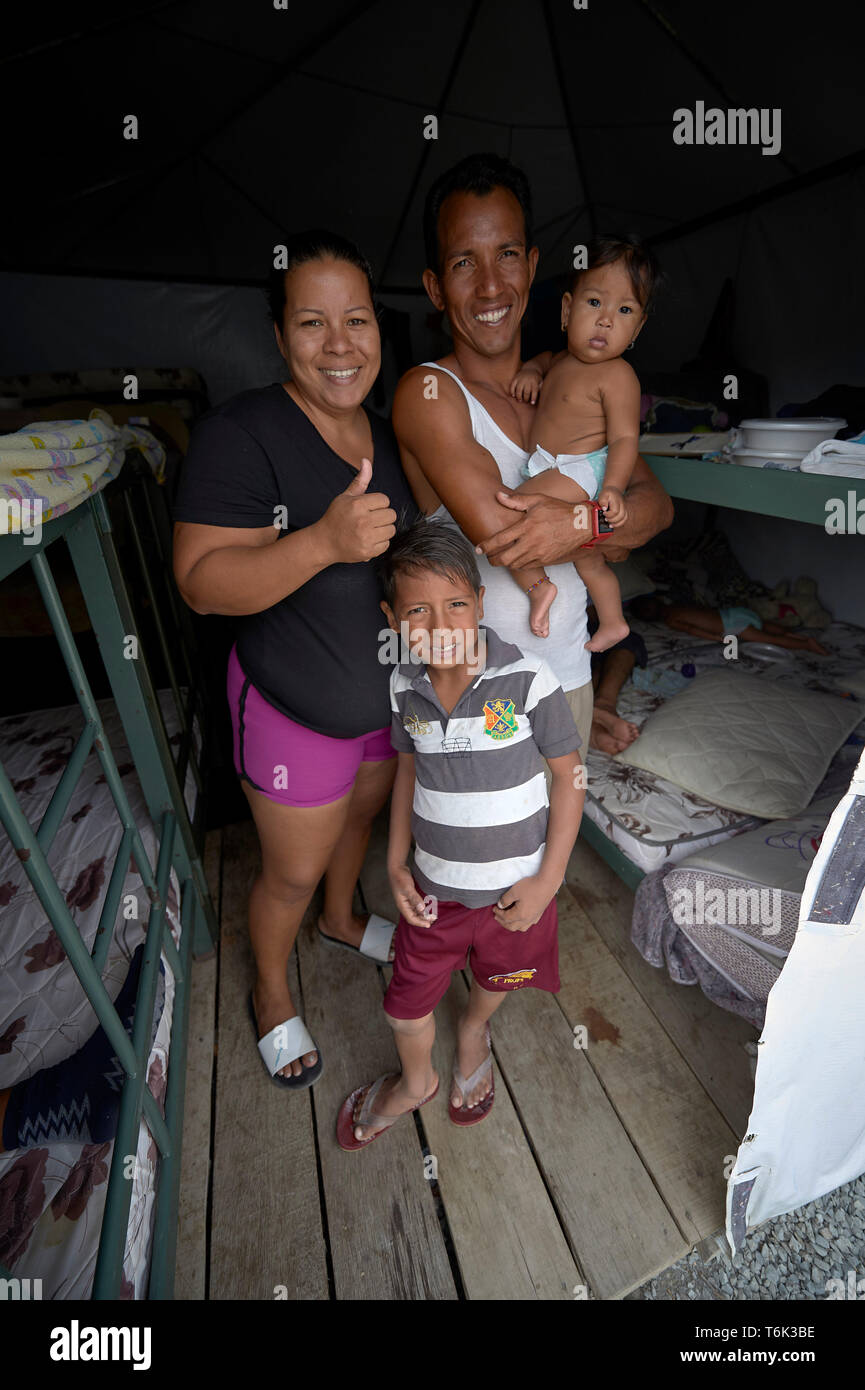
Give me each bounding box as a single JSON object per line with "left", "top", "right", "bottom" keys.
{"left": 383, "top": 886, "right": 560, "bottom": 1021}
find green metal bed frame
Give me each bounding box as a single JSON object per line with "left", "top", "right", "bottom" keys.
{"left": 0, "top": 462, "right": 217, "bottom": 1299}
{"left": 642, "top": 453, "right": 865, "bottom": 527}
{"left": 579, "top": 454, "right": 865, "bottom": 889}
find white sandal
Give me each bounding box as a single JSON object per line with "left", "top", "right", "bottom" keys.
{"left": 317, "top": 913, "right": 396, "bottom": 964}
{"left": 248, "top": 994, "right": 323, "bottom": 1090}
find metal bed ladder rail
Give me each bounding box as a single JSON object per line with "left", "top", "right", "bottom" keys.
{"left": 113, "top": 455, "right": 209, "bottom": 850}
{"left": 0, "top": 490, "right": 216, "bottom": 1297}
{"left": 66, "top": 486, "right": 216, "bottom": 960}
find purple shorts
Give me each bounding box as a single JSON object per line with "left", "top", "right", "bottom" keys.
{"left": 226, "top": 644, "right": 395, "bottom": 807}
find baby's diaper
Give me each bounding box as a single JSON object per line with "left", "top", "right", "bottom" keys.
{"left": 522, "top": 444, "right": 608, "bottom": 500}
{"left": 719, "top": 605, "right": 763, "bottom": 635}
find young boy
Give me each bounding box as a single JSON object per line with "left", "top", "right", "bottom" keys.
{"left": 337, "top": 519, "right": 584, "bottom": 1148}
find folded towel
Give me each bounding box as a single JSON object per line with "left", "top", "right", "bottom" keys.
{"left": 0, "top": 408, "right": 165, "bottom": 528}
{"left": 799, "top": 439, "right": 865, "bottom": 479}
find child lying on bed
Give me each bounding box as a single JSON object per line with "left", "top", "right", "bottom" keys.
{"left": 508, "top": 235, "right": 659, "bottom": 648}
{"left": 628, "top": 596, "right": 830, "bottom": 654}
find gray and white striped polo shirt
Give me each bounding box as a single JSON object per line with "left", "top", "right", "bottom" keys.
{"left": 389, "top": 626, "right": 580, "bottom": 909}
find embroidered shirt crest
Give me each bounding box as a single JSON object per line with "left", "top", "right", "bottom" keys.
{"left": 403, "top": 710, "right": 432, "bottom": 737}
{"left": 483, "top": 698, "right": 518, "bottom": 741}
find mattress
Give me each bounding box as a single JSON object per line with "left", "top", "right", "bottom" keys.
{"left": 0, "top": 689, "right": 195, "bottom": 1298}
{"left": 661, "top": 795, "right": 840, "bottom": 1003}
{"left": 583, "top": 620, "right": 865, "bottom": 874}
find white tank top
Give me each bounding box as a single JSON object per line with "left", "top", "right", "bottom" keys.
{"left": 421, "top": 362, "right": 590, "bottom": 691}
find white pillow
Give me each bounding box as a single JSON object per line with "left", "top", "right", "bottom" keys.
{"left": 614, "top": 670, "right": 862, "bottom": 819}
{"left": 610, "top": 555, "right": 656, "bottom": 602}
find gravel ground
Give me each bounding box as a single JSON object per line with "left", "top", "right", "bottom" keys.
{"left": 629, "top": 1173, "right": 865, "bottom": 1300}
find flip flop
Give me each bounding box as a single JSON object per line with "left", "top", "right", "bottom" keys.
{"left": 336, "top": 1073, "right": 440, "bottom": 1151}
{"left": 449, "top": 1023, "right": 494, "bottom": 1126}
{"left": 317, "top": 913, "right": 396, "bottom": 964}
{"left": 248, "top": 993, "right": 323, "bottom": 1090}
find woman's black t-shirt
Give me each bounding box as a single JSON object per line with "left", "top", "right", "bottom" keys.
{"left": 173, "top": 384, "right": 418, "bottom": 738}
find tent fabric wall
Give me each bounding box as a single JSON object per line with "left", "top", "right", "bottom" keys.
{"left": 642, "top": 168, "right": 865, "bottom": 413}
{"left": 4, "top": 0, "right": 863, "bottom": 288}
{"left": 4, "top": 161, "right": 863, "bottom": 414}
{"left": 0, "top": 273, "right": 285, "bottom": 410}
{"left": 727, "top": 748, "right": 865, "bottom": 1253}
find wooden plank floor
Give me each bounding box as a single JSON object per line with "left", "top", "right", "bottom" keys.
{"left": 176, "top": 815, "right": 757, "bottom": 1300}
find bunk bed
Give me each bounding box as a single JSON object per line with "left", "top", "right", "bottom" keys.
{"left": 580, "top": 453, "right": 865, "bottom": 891}
{"left": 0, "top": 459, "right": 216, "bottom": 1299}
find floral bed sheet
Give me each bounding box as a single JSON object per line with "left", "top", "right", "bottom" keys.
{"left": 0, "top": 691, "right": 187, "bottom": 1298}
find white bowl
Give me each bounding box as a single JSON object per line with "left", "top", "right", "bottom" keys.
{"left": 737, "top": 418, "right": 846, "bottom": 453}
{"left": 730, "top": 447, "right": 802, "bottom": 469}
{"left": 741, "top": 643, "right": 796, "bottom": 663}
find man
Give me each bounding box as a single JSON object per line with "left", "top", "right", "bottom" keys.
{"left": 392, "top": 152, "right": 673, "bottom": 753}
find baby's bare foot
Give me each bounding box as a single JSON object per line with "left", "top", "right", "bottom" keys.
{"left": 584, "top": 619, "right": 630, "bottom": 653}
{"left": 528, "top": 577, "right": 557, "bottom": 638}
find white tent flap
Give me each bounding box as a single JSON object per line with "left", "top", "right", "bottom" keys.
{"left": 727, "top": 746, "right": 865, "bottom": 1254}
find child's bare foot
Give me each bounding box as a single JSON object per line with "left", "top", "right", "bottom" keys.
{"left": 803, "top": 636, "right": 829, "bottom": 655}
{"left": 590, "top": 702, "right": 640, "bottom": 755}
{"left": 352, "top": 1070, "right": 438, "bottom": 1142}
{"left": 450, "top": 1015, "right": 493, "bottom": 1111}
{"left": 528, "top": 576, "right": 557, "bottom": 638}
{"left": 584, "top": 619, "right": 630, "bottom": 653}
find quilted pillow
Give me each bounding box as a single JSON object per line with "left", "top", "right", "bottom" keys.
{"left": 614, "top": 670, "right": 863, "bottom": 819}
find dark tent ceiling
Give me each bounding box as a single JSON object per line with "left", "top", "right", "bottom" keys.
{"left": 2, "top": 0, "right": 864, "bottom": 289}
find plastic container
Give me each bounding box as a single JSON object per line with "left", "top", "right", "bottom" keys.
{"left": 730, "top": 446, "right": 803, "bottom": 469}
{"left": 736, "top": 418, "right": 846, "bottom": 453}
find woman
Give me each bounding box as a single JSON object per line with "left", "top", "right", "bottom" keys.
{"left": 173, "top": 231, "right": 417, "bottom": 1087}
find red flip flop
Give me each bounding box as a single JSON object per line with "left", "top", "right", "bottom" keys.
{"left": 449, "top": 1024, "right": 495, "bottom": 1126}
{"left": 336, "top": 1073, "right": 439, "bottom": 1151}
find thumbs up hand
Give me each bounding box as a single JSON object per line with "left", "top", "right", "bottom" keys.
{"left": 319, "top": 457, "right": 397, "bottom": 563}
{"left": 343, "top": 455, "right": 372, "bottom": 496}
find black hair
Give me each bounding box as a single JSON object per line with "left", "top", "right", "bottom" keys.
{"left": 266, "top": 228, "right": 376, "bottom": 326}
{"left": 422, "top": 152, "right": 534, "bottom": 274}
{"left": 378, "top": 517, "right": 481, "bottom": 610}
{"left": 571, "top": 235, "right": 661, "bottom": 314}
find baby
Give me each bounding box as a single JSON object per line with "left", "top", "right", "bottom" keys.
{"left": 507, "top": 236, "right": 659, "bottom": 649}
